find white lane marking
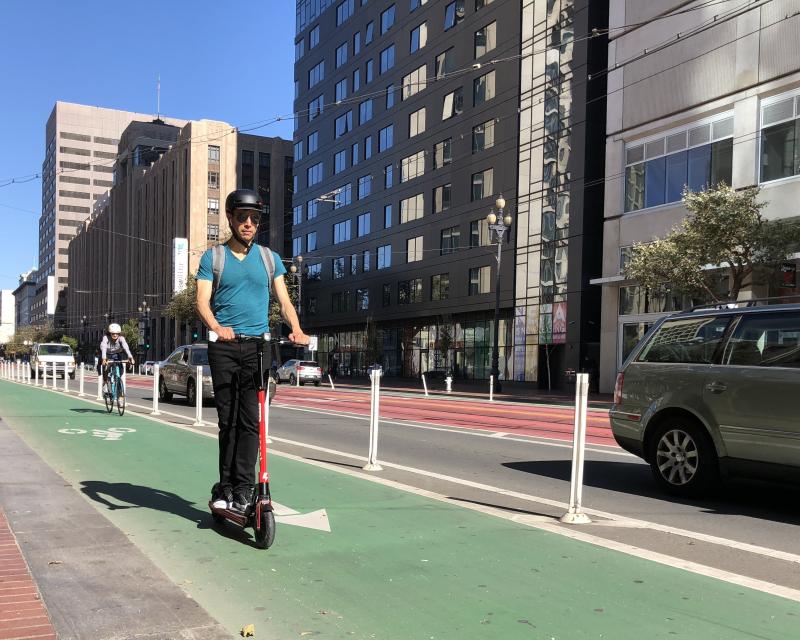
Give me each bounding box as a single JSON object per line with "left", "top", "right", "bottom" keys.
{"left": 488, "top": 432, "right": 507, "bottom": 438}
{"left": 15, "top": 380, "right": 800, "bottom": 576}
{"left": 58, "top": 427, "right": 136, "bottom": 440}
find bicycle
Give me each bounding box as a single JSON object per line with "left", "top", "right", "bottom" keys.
{"left": 103, "top": 359, "right": 130, "bottom": 416}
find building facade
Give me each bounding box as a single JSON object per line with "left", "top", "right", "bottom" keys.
{"left": 0, "top": 290, "right": 14, "bottom": 344}
{"left": 67, "top": 118, "right": 293, "bottom": 360}
{"left": 33, "top": 101, "right": 186, "bottom": 327}
{"left": 596, "top": 0, "right": 800, "bottom": 392}
{"left": 12, "top": 269, "right": 37, "bottom": 329}
{"left": 292, "top": 0, "right": 606, "bottom": 387}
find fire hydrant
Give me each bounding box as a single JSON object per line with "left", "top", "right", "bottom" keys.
{"left": 445, "top": 375, "right": 452, "bottom": 393}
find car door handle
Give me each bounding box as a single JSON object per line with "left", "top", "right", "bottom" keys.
{"left": 705, "top": 381, "right": 728, "bottom": 393}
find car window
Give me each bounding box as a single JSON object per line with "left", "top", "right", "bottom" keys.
{"left": 723, "top": 312, "right": 800, "bottom": 368}
{"left": 299, "top": 361, "right": 319, "bottom": 367}
{"left": 637, "top": 316, "right": 730, "bottom": 364}
{"left": 167, "top": 349, "right": 183, "bottom": 364}
{"left": 281, "top": 360, "right": 296, "bottom": 368}
{"left": 190, "top": 349, "right": 209, "bottom": 365}
{"left": 37, "top": 344, "right": 72, "bottom": 356}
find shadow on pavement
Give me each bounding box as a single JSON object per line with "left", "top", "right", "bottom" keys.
{"left": 79, "top": 480, "right": 260, "bottom": 546}
{"left": 503, "top": 459, "right": 800, "bottom": 526}
{"left": 70, "top": 408, "right": 108, "bottom": 415}
{"left": 448, "top": 496, "right": 554, "bottom": 519}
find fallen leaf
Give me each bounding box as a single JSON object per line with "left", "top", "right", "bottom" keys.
{"left": 48, "top": 560, "right": 63, "bottom": 565}
{"left": 240, "top": 623, "right": 255, "bottom": 637}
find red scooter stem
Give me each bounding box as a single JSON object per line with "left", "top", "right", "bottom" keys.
{"left": 258, "top": 387, "right": 269, "bottom": 486}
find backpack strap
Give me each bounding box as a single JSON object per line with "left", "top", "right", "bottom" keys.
{"left": 211, "top": 244, "right": 226, "bottom": 303}
{"left": 258, "top": 245, "right": 276, "bottom": 293}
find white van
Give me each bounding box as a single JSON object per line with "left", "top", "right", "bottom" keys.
{"left": 32, "top": 343, "right": 76, "bottom": 379}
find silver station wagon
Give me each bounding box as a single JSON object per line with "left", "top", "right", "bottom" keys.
{"left": 611, "top": 301, "right": 800, "bottom": 497}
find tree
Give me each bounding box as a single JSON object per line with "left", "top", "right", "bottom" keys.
{"left": 59, "top": 335, "right": 78, "bottom": 352}
{"left": 438, "top": 316, "right": 453, "bottom": 373}
{"left": 120, "top": 319, "right": 139, "bottom": 351}
{"left": 166, "top": 278, "right": 198, "bottom": 323}
{"left": 624, "top": 185, "right": 800, "bottom": 301}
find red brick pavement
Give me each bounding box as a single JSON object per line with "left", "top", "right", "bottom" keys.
{"left": 0, "top": 509, "right": 56, "bottom": 640}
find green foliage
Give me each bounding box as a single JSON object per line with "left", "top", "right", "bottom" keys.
{"left": 438, "top": 317, "right": 453, "bottom": 371}
{"left": 59, "top": 335, "right": 78, "bottom": 352}
{"left": 624, "top": 185, "right": 800, "bottom": 301}
{"left": 165, "top": 278, "right": 198, "bottom": 323}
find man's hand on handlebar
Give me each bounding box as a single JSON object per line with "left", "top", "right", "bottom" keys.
{"left": 214, "top": 326, "right": 236, "bottom": 341}
{"left": 288, "top": 329, "right": 310, "bottom": 346}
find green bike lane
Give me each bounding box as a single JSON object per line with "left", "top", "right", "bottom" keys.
{"left": 1, "top": 380, "right": 799, "bottom": 640}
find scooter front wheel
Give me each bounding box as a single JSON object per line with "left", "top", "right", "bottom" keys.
{"left": 254, "top": 510, "right": 275, "bottom": 549}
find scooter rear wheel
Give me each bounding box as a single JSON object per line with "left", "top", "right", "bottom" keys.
{"left": 254, "top": 510, "right": 275, "bottom": 549}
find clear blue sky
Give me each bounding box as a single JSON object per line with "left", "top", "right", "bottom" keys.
{"left": 0, "top": 0, "right": 296, "bottom": 291}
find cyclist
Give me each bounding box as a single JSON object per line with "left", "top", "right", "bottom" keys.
{"left": 100, "top": 323, "right": 135, "bottom": 396}
{"left": 196, "top": 189, "right": 309, "bottom": 513}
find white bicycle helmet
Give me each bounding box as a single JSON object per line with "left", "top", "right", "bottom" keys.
{"left": 108, "top": 323, "right": 122, "bottom": 334}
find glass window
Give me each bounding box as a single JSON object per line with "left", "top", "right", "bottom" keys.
{"left": 333, "top": 257, "right": 345, "bottom": 279}
{"left": 307, "top": 131, "right": 319, "bottom": 153}
{"left": 351, "top": 253, "right": 359, "bottom": 274}
{"left": 333, "top": 220, "right": 352, "bottom": 244}
{"left": 381, "top": 4, "right": 396, "bottom": 33}
{"left": 383, "top": 283, "right": 392, "bottom": 306}
{"left": 431, "top": 273, "right": 450, "bottom": 301}
{"left": 362, "top": 249, "right": 371, "bottom": 271}
{"left": 359, "top": 99, "right": 373, "bottom": 124}
{"left": 434, "top": 138, "right": 452, "bottom": 168}
{"left": 335, "top": 110, "right": 354, "bottom": 138}
{"left": 208, "top": 171, "right": 220, "bottom": 188}
{"left": 365, "top": 21, "right": 374, "bottom": 44}
{"left": 637, "top": 316, "right": 730, "bottom": 364}
{"left": 335, "top": 150, "right": 347, "bottom": 174}
{"left": 365, "top": 135, "right": 373, "bottom": 159}
{"left": 471, "top": 168, "right": 494, "bottom": 201}
{"left": 307, "top": 200, "right": 319, "bottom": 220}
{"left": 407, "top": 236, "right": 423, "bottom": 262}
{"left": 358, "top": 174, "right": 372, "bottom": 199}
{"left": 334, "top": 183, "right": 353, "bottom": 208}
{"left": 352, "top": 142, "right": 360, "bottom": 165}
{"left": 384, "top": 204, "right": 393, "bottom": 228}
{"left": 470, "top": 218, "right": 490, "bottom": 247}
{"left": 307, "top": 162, "right": 324, "bottom": 186}
{"left": 208, "top": 145, "right": 220, "bottom": 162}
{"left": 366, "top": 59, "right": 374, "bottom": 83}
{"left": 761, "top": 119, "right": 800, "bottom": 183}
{"left": 336, "top": 0, "right": 355, "bottom": 25}
{"left": 401, "top": 151, "right": 425, "bottom": 182}
{"left": 380, "top": 45, "right": 395, "bottom": 74}
{"left": 469, "top": 265, "right": 491, "bottom": 295}
{"left": 400, "top": 193, "right": 424, "bottom": 223}
{"left": 472, "top": 120, "right": 495, "bottom": 152}
{"left": 473, "top": 70, "right": 495, "bottom": 106}
{"left": 475, "top": 0, "right": 494, "bottom": 8}
{"left": 474, "top": 22, "right": 496, "bottom": 58}
{"left": 309, "top": 25, "right": 320, "bottom": 48}
{"left": 402, "top": 65, "right": 427, "bottom": 100}
{"left": 411, "top": 0, "right": 428, "bottom": 10}
{"left": 440, "top": 226, "right": 460, "bottom": 255}
{"left": 293, "top": 205, "right": 303, "bottom": 225}
{"left": 295, "top": 38, "right": 305, "bottom": 61}
{"left": 293, "top": 236, "right": 303, "bottom": 257}
{"left": 336, "top": 42, "right": 348, "bottom": 68}
{"left": 335, "top": 78, "right": 348, "bottom": 102}
{"left": 358, "top": 212, "right": 371, "bottom": 236}
{"left": 308, "top": 61, "right": 325, "bottom": 88}
{"left": 723, "top": 312, "right": 800, "bottom": 368}
{"left": 378, "top": 244, "right": 392, "bottom": 269}
{"left": 442, "top": 87, "right": 464, "bottom": 120}
{"left": 409, "top": 108, "right": 426, "bottom": 137}
{"left": 410, "top": 23, "right": 428, "bottom": 53}
{"left": 385, "top": 164, "right": 394, "bottom": 188}
{"left": 308, "top": 95, "right": 324, "bottom": 121}
{"left": 398, "top": 278, "right": 423, "bottom": 304}
{"left": 307, "top": 263, "right": 321, "bottom": 280}
{"left": 434, "top": 183, "right": 452, "bottom": 213}
{"left": 353, "top": 68, "right": 361, "bottom": 92}
{"left": 386, "top": 84, "right": 396, "bottom": 109}
{"left": 357, "top": 288, "right": 370, "bottom": 310}
{"left": 435, "top": 48, "right": 455, "bottom": 79}
{"left": 379, "top": 125, "right": 394, "bottom": 152}
{"left": 354, "top": 31, "right": 362, "bottom": 55}
{"left": 444, "top": 0, "right": 464, "bottom": 30}
{"left": 307, "top": 231, "right": 318, "bottom": 251}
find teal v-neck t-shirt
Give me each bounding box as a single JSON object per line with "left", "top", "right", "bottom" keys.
{"left": 196, "top": 244, "right": 287, "bottom": 336}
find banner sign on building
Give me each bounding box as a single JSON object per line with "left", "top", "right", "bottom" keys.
{"left": 780, "top": 262, "right": 796, "bottom": 289}
{"left": 172, "top": 238, "right": 189, "bottom": 294}
{"left": 46, "top": 275, "right": 56, "bottom": 316}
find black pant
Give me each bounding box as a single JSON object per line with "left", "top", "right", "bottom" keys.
{"left": 208, "top": 341, "right": 262, "bottom": 492}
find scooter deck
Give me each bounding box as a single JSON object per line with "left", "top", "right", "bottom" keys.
{"left": 208, "top": 501, "right": 249, "bottom": 527}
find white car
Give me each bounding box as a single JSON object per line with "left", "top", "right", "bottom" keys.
{"left": 31, "top": 343, "right": 76, "bottom": 379}
{"left": 276, "top": 360, "right": 322, "bottom": 386}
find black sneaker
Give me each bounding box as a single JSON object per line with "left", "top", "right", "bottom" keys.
{"left": 211, "top": 484, "right": 233, "bottom": 509}
{"left": 232, "top": 487, "right": 254, "bottom": 513}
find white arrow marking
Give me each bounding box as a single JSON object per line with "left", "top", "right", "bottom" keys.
{"left": 271, "top": 500, "right": 331, "bottom": 533}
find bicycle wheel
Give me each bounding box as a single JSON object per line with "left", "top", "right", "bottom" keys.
{"left": 116, "top": 379, "right": 126, "bottom": 416}
{"left": 103, "top": 378, "right": 113, "bottom": 413}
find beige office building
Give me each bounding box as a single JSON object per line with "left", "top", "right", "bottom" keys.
{"left": 595, "top": 0, "right": 800, "bottom": 392}
{"left": 67, "top": 118, "right": 293, "bottom": 359}
{"left": 32, "top": 101, "right": 186, "bottom": 326}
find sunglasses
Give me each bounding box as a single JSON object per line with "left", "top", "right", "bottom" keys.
{"left": 233, "top": 211, "right": 261, "bottom": 225}
{"left": 110, "top": 333, "right": 119, "bottom": 337}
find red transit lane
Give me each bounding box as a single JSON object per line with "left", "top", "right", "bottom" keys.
{"left": 273, "top": 385, "right": 615, "bottom": 446}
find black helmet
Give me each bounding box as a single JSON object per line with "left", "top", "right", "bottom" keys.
{"left": 225, "top": 189, "right": 263, "bottom": 213}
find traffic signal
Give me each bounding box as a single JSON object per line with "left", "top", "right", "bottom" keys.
{"left": 192, "top": 329, "right": 199, "bottom": 342}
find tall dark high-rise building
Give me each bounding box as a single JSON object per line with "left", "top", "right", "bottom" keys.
{"left": 293, "top": 0, "right": 606, "bottom": 388}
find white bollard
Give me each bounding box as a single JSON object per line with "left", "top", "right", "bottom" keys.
{"left": 63, "top": 363, "right": 69, "bottom": 392}
{"left": 151, "top": 364, "right": 161, "bottom": 415}
{"left": 34, "top": 362, "right": 39, "bottom": 387}
{"left": 489, "top": 375, "right": 494, "bottom": 402}
{"left": 25, "top": 363, "right": 30, "bottom": 384}
{"left": 363, "top": 369, "right": 383, "bottom": 471}
{"left": 51, "top": 362, "right": 57, "bottom": 390}
{"left": 97, "top": 366, "right": 103, "bottom": 400}
{"left": 328, "top": 373, "right": 335, "bottom": 390}
{"left": 15, "top": 361, "right": 20, "bottom": 382}
{"left": 560, "top": 373, "right": 592, "bottom": 525}
{"left": 421, "top": 373, "right": 429, "bottom": 397}
{"left": 193, "top": 365, "right": 204, "bottom": 426}
{"left": 79, "top": 365, "right": 85, "bottom": 396}
{"left": 296, "top": 367, "right": 301, "bottom": 387}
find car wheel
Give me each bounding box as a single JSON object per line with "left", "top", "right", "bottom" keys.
{"left": 289, "top": 374, "right": 296, "bottom": 386}
{"left": 647, "top": 417, "right": 719, "bottom": 498}
{"left": 314, "top": 380, "right": 320, "bottom": 387}
{"left": 158, "top": 378, "right": 173, "bottom": 402}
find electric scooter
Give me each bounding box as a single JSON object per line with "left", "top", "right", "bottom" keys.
{"left": 208, "top": 332, "right": 280, "bottom": 549}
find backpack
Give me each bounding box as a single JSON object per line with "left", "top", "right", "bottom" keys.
{"left": 211, "top": 243, "right": 276, "bottom": 303}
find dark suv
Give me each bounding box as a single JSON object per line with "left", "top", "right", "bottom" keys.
{"left": 611, "top": 302, "right": 800, "bottom": 497}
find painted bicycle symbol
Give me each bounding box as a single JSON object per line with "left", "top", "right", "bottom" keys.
{"left": 58, "top": 427, "right": 136, "bottom": 441}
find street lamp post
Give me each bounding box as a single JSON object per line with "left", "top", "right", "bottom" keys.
{"left": 289, "top": 255, "right": 304, "bottom": 321}
{"left": 138, "top": 300, "right": 151, "bottom": 361}
{"left": 486, "top": 195, "right": 513, "bottom": 394}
